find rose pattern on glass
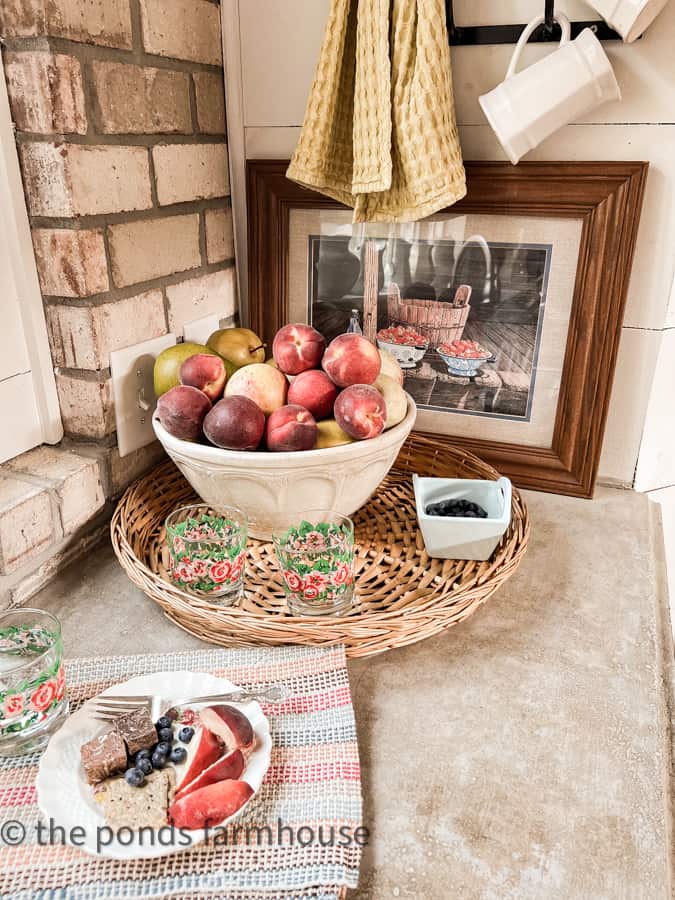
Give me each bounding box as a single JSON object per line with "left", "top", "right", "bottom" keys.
{"left": 166, "top": 513, "right": 246, "bottom": 596}
{"left": 30, "top": 680, "right": 57, "bottom": 713}
{"left": 276, "top": 520, "right": 355, "bottom": 611}
{"left": 0, "top": 644, "right": 65, "bottom": 736}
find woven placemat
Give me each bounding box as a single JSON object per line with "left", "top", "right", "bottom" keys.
{"left": 0, "top": 646, "right": 362, "bottom": 900}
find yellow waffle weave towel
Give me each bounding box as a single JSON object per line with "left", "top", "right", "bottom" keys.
{"left": 287, "top": 0, "right": 466, "bottom": 223}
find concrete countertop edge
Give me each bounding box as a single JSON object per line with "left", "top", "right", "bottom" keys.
{"left": 649, "top": 498, "right": 675, "bottom": 896}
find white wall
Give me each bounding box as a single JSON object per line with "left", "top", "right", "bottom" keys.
{"left": 224, "top": 0, "right": 675, "bottom": 488}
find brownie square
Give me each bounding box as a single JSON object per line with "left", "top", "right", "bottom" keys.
{"left": 80, "top": 730, "right": 128, "bottom": 785}
{"left": 114, "top": 707, "right": 157, "bottom": 756}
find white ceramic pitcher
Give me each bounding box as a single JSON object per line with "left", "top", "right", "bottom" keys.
{"left": 479, "top": 13, "right": 621, "bottom": 165}
{"left": 589, "top": 0, "right": 669, "bottom": 42}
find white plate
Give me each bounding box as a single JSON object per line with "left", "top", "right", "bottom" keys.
{"left": 36, "top": 671, "right": 272, "bottom": 859}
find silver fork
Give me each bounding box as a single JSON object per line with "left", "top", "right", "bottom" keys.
{"left": 89, "top": 685, "right": 289, "bottom": 722}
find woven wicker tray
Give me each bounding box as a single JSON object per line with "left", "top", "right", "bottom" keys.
{"left": 111, "top": 434, "right": 530, "bottom": 658}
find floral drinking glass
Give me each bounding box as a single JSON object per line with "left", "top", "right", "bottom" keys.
{"left": 0, "top": 608, "right": 68, "bottom": 756}
{"left": 273, "top": 510, "right": 355, "bottom": 616}
{"left": 165, "top": 504, "right": 247, "bottom": 605}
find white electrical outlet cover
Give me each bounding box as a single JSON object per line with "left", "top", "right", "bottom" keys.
{"left": 183, "top": 314, "right": 220, "bottom": 345}
{"left": 111, "top": 334, "right": 177, "bottom": 458}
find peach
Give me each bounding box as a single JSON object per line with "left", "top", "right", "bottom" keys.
{"left": 374, "top": 374, "right": 408, "bottom": 429}
{"left": 157, "top": 385, "right": 211, "bottom": 442}
{"left": 378, "top": 348, "right": 404, "bottom": 386}
{"left": 203, "top": 396, "right": 265, "bottom": 450}
{"left": 273, "top": 323, "right": 326, "bottom": 375}
{"left": 174, "top": 748, "right": 245, "bottom": 801}
{"left": 224, "top": 363, "right": 288, "bottom": 416}
{"left": 287, "top": 369, "right": 339, "bottom": 420}
{"left": 322, "top": 333, "right": 380, "bottom": 387}
{"left": 265, "top": 404, "right": 317, "bottom": 452}
{"left": 179, "top": 354, "right": 227, "bottom": 401}
{"left": 169, "top": 779, "right": 253, "bottom": 830}
{"left": 334, "top": 384, "right": 386, "bottom": 440}
{"left": 200, "top": 705, "right": 255, "bottom": 754}
{"left": 175, "top": 727, "right": 223, "bottom": 793}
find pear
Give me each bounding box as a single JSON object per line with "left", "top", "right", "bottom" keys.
{"left": 314, "top": 419, "right": 354, "bottom": 450}
{"left": 207, "top": 327, "right": 265, "bottom": 369}
{"left": 153, "top": 342, "right": 218, "bottom": 398}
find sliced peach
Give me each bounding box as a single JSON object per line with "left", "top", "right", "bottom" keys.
{"left": 174, "top": 748, "right": 245, "bottom": 802}
{"left": 175, "top": 726, "right": 223, "bottom": 793}
{"left": 199, "top": 705, "right": 255, "bottom": 754}
{"left": 169, "top": 779, "right": 254, "bottom": 830}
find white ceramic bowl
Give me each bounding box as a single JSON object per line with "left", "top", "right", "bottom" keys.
{"left": 436, "top": 348, "right": 492, "bottom": 377}
{"left": 153, "top": 395, "right": 417, "bottom": 539}
{"left": 413, "top": 474, "right": 512, "bottom": 561}
{"left": 376, "top": 338, "right": 427, "bottom": 369}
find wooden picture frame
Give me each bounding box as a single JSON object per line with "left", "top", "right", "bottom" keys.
{"left": 246, "top": 159, "right": 647, "bottom": 498}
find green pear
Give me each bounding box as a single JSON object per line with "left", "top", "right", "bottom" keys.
{"left": 207, "top": 327, "right": 265, "bottom": 369}
{"left": 153, "top": 342, "right": 218, "bottom": 398}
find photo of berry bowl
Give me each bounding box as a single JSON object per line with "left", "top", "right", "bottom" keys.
{"left": 436, "top": 340, "right": 492, "bottom": 377}
{"left": 377, "top": 326, "right": 429, "bottom": 369}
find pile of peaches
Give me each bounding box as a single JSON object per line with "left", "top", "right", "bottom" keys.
{"left": 156, "top": 324, "right": 409, "bottom": 453}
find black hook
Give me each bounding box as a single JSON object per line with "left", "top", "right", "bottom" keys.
{"left": 445, "top": 0, "right": 458, "bottom": 42}
{"left": 544, "top": 0, "right": 555, "bottom": 31}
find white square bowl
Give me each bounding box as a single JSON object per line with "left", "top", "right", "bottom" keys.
{"left": 413, "top": 474, "right": 512, "bottom": 561}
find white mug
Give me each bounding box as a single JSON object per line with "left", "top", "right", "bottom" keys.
{"left": 479, "top": 13, "right": 621, "bottom": 165}
{"left": 589, "top": 0, "right": 669, "bottom": 42}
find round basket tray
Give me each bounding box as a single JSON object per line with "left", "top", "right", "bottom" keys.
{"left": 111, "top": 434, "right": 530, "bottom": 658}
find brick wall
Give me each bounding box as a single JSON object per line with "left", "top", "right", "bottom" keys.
{"left": 0, "top": 0, "right": 235, "bottom": 604}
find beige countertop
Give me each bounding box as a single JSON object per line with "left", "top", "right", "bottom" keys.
{"left": 30, "top": 486, "right": 674, "bottom": 899}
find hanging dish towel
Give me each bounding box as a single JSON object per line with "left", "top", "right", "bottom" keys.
{"left": 287, "top": 0, "right": 466, "bottom": 223}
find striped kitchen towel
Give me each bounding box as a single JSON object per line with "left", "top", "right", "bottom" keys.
{"left": 0, "top": 645, "right": 362, "bottom": 899}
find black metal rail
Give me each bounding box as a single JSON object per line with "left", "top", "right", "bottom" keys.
{"left": 445, "top": 0, "right": 626, "bottom": 45}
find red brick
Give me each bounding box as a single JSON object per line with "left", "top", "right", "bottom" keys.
{"left": 55, "top": 373, "right": 115, "bottom": 439}
{"left": 166, "top": 267, "right": 236, "bottom": 332}
{"left": 32, "top": 229, "right": 108, "bottom": 297}
{"left": 47, "top": 291, "right": 167, "bottom": 370}
{"left": 0, "top": 0, "right": 132, "bottom": 48}
{"left": 193, "top": 72, "right": 226, "bottom": 135}
{"left": 140, "top": 0, "right": 222, "bottom": 65}
{"left": 20, "top": 143, "right": 152, "bottom": 217}
{"left": 92, "top": 61, "right": 191, "bottom": 135}
{"left": 205, "top": 207, "right": 234, "bottom": 263}
{"left": 4, "top": 51, "right": 86, "bottom": 134}
{"left": 153, "top": 143, "right": 229, "bottom": 205}
{"left": 108, "top": 215, "right": 200, "bottom": 287}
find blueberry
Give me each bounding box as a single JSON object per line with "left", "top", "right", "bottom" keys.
{"left": 156, "top": 715, "right": 173, "bottom": 730}
{"left": 156, "top": 740, "right": 172, "bottom": 755}
{"left": 178, "top": 726, "right": 194, "bottom": 744}
{"left": 124, "top": 767, "right": 145, "bottom": 787}
{"left": 157, "top": 727, "right": 173, "bottom": 743}
{"left": 170, "top": 746, "right": 187, "bottom": 764}
{"left": 151, "top": 749, "right": 168, "bottom": 769}
{"left": 137, "top": 757, "right": 153, "bottom": 775}
{"left": 135, "top": 748, "right": 151, "bottom": 762}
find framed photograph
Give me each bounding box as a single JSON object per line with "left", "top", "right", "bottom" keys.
{"left": 247, "top": 160, "right": 647, "bottom": 497}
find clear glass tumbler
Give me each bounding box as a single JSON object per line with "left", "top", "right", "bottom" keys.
{"left": 0, "top": 608, "right": 68, "bottom": 756}
{"left": 273, "top": 510, "right": 355, "bottom": 616}
{"left": 165, "top": 503, "right": 247, "bottom": 605}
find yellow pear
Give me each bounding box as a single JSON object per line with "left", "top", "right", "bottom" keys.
{"left": 314, "top": 419, "right": 354, "bottom": 449}
{"left": 374, "top": 374, "right": 408, "bottom": 429}
{"left": 377, "top": 347, "right": 404, "bottom": 385}
{"left": 153, "top": 342, "right": 217, "bottom": 398}
{"left": 207, "top": 327, "right": 265, "bottom": 369}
